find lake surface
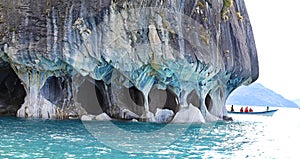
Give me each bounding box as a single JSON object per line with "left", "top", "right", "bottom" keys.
{"left": 0, "top": 107, "right": 299, "bottom": 158}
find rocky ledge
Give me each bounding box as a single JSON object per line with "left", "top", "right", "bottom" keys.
{"left": 0, "top": 0, "right": 258, "bottom": 123}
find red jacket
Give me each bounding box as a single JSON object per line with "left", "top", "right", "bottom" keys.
{"left": 245, "top": 107, "right": 249, "bottom": 112}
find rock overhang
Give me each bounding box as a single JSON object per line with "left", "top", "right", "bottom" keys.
{"left": 0, "top": 0, "right": 258, "bottom": 122}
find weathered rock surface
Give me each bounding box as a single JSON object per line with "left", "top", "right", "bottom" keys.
{"left": 0, "top": 0, "right": 258, "bottom": 122}
{"left": 172, "top": 104, "right": 205, "bottom": 123}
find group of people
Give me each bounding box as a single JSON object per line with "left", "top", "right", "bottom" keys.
{"left": 230, "top": 105, "right": 271, "bottom": 113}
{"left": 239, "top": 106, "right": 253, "bottom": 112}
{"left": 230, "top": 105, "right": 253, "bottom": 112}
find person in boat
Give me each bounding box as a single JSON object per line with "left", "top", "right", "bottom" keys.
{"left": 240, "top": 107, "right": 243, "bottom": 112}
{"left": 244, "top": 106, "right": 249, "bottom": 113}
{"left": 249, "top": 107, "right": 253, "bottom": 112}
{"left": 230, "top": 105, "right": 234, "bottom": 112}
{"left": 266, "top": 106, "right": 269, "bottom": 111}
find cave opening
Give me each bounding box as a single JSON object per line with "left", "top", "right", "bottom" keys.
{"left": 148, "top": 85, "right": 179, "bottom": 114}
{"left": 163, "top": 88, "right": 179, "bottom": 113}
{"left": 40, "top": 76, "right": 64, "bottom": 106}
{"left": 77, "top": 79, "right": 104, "bottom": 115}
{"left": 205, "top": 93, "right": 213, "bottom": 112}
{"left": 0, "top": 66, "right": 26, "bottom": 116}
{"left": 187, "top": 89, "right": 201, "bottom": 108}
{"left": 115, "top": 85, "right": 145, "bottom": 117}
{"left": 95, "top": 80, "right": 111, "bottom": 115}
{"left": 129, "top": 86, "right": 145, "bottom": 107}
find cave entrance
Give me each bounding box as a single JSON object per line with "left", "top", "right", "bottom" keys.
{"left": 0, "top": 66, "right": 26, "bottom": 116}
{"left": 111, "top": 85, "right": 145, "bottom": 118}
{"left": 94, "top": 80, "right": 111, "bottom": 116}
{"left": 205, "top": 94, "right": 213, "bottom": 112}
{"left": 129, "top": 86, "right": 145, "bottom": 107}
{"left": 148, "top": 85, "right": 179, "bottom": 114}
{"left": 187, "top": 90, "right": 201, "bottom": 108}
{"left": 40, "top": 76, "right": 118, "bottom": 117}
{"left": 40, "top": 76, "right": 64, "bottom": 107}
{"left": 77, "top": 79, "right": 104, "bottom": 115}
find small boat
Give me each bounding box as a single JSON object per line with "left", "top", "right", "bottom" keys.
{"left": 227, "top": 109, "right": 278, "bottom": 116}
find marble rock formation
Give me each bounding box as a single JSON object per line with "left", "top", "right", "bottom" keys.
{"left": 0, "top": 0, "right": 258, "bottom": 122}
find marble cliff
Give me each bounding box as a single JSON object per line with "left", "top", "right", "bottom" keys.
{"left": 0, "top": 0, "right": 258, "bottom": 122}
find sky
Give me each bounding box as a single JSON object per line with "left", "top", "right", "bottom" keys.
{"left": 244, "top": 0, "right": 300, "bottom": 100}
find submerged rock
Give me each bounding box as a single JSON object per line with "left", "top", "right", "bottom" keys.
{"left": 154, "top": 108, "right": 174, "bottom": 123}
{"left": 95, "top": 113, "right": 111, "bottom": 121}
{"left": 81, "top": 113, "right": 111, "bottom": 121}
{"left": 223, "top": 116, "right": 233, "bottom": 121}
{"left": 0, "top": 0, "right": 258, "bottom": 122}
{"left": 120, "top": 108, "right": 139, "bottom": 120}
{"left": 81, "top": 114, "right": 96, "bottom": 121}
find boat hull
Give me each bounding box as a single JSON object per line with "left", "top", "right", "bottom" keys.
{"left": 228, "top": 109, "right": 278, "bottom": 116}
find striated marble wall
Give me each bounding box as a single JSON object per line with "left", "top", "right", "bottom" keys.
{"left": 0, "top": 0, "right": 258, "bottom": 122}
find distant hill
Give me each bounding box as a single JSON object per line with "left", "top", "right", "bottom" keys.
{"left": 226, "top": 83, "right": 299, "bottom": 108}
{"left": 294, "top": 99, "right": 300, "bottom": 107}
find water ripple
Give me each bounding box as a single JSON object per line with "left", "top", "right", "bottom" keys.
{"left": 1, "top": 108, "right": 300, "bottom": 158}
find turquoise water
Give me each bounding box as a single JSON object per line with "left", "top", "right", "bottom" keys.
{"left": 0, "top": 108, "right": 299, "bottom": 158}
